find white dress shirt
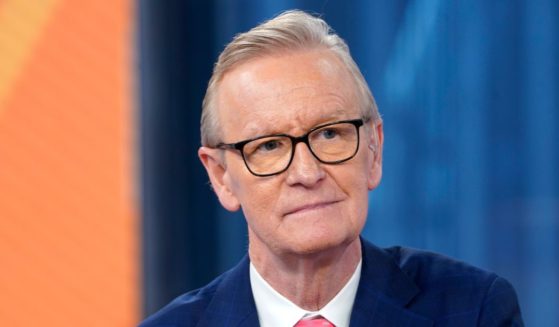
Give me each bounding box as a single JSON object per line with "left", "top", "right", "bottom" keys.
{"left": 249, "top": 259, "right": 362, "bottom": 327}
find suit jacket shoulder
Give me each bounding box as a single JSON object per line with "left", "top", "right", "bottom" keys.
{"left": 352, "top": 239, "right": 523, "bottom": 326}
{"left": 139, "top": 256, "right": 259, "bottom": 327}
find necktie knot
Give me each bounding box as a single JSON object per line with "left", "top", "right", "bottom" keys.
{"left": 294, "top": 316, "right": 335, "bottom": 327}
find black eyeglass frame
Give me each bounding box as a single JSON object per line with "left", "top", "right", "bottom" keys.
{"left": 216, "top": 118, "right": 365, "bottom": 177}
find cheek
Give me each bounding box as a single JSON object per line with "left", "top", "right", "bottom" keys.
{"left": 341, "top": 158, "right": 371, "bottom": 218}
{"left": 344, "top": 155, "right": 372, "bottom": 191}
{"left": 239, "top": 188, "right": 284, "bottom": 242}
{"left": 234, "top": 178, "right": 282, "bottom": 221}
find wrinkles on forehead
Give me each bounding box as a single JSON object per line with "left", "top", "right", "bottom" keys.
{"left": 216, "top": 50, "right": 361, "bottom": 142}
{"left": 239, "top": 95, "right": 350, "bottom": 138}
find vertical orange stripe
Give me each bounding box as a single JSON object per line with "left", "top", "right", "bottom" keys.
{"left": 0, "top": 1, "right": 137, "bottom": 326}
{"left": 0, "top": 0, "right": 61, "bottom": 113}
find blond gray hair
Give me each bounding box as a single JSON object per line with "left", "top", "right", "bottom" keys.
{"left": 201, "top": 10, "right": 380, "bottom": 146}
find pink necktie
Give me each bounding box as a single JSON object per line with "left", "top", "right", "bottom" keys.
{"left": 294, "top": 316, "right": 335, "bottom": 327}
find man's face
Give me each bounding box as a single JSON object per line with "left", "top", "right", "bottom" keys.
{"left": 199, "top": 49, "right": 383, "bottom": 257}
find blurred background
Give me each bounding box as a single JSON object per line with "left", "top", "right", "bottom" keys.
{"left": 0, "top": 1, "right": 137, "bottom": 326}
{"left": 0, "top": 0, "right": 557, "bottom": 326}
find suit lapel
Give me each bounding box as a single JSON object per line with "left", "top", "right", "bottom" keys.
{"left": 350, "top": 239, "right": 433, "bottom": 326}
{"left": 197, "top": 256, "right": 260, "bottom": 327}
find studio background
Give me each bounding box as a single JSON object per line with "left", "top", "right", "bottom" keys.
{"left": 140, "top": 1, "right": 558, "bottom": 326}
{"left": 5, "top": 1, "right": 554, "bottom": 326}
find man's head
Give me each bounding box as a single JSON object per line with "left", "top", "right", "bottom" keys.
{"left": 198, "top": 10, "right": 384, "bottom": 258}
{"left": 201, "top": 10, "right": 380, "bottom": 148}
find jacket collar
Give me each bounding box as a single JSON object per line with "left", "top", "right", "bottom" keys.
{"left": 350, "top": 238, "right": 433, "bottom": 326}
{"left": 197, "top": 255, "right": 260, "bottom": 327}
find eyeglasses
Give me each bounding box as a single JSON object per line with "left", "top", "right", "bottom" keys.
{"left": 216, "top": 118, "right": 365, "bottom": 177}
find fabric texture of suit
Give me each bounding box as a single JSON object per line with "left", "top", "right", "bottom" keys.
{"left": 139, "top": 238, "right": 523, "bottom": 326}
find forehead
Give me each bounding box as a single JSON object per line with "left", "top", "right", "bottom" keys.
{"left": 216, "top": 49, "right": 360, "bottom": 138}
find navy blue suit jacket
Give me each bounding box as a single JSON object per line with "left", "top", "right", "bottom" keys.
{"left": 140, "top": 239, "right": 523, "bottom": 326}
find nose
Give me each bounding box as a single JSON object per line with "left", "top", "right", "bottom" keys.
{"left": 285, "top": 142, "right": 326, "bottom": 187}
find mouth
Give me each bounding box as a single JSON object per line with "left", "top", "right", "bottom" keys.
{"left": 284, "top": 200, "right": 341, "bottom": 217}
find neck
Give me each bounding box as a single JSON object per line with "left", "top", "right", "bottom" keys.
{"left": 249, "top": 236, "right": 362, "bottom": 311}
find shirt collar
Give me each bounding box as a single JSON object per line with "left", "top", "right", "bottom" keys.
{"left": 250, "top": 259, "right": 362, "bottom": 327}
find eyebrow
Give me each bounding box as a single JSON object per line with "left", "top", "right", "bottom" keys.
{"left": 240, "top": 109, "right": 354, "bottom": 139}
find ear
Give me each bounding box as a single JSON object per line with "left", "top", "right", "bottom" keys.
{"left": 367, "top": 120, "right": 384, "bottom": 190}
{"left": 198, "top": 147, "right": 241, "bottom": 212}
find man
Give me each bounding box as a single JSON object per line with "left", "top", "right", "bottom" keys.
{"left": 140, "top": 10, "right": 523, "bottom": 327}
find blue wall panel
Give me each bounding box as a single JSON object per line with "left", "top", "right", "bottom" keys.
{"left": 140, "top": 1, "right": 559, "bottom": 324}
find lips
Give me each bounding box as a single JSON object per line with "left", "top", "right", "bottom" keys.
{"left": 284, "top": 200, "right": 341, "bottom": 216}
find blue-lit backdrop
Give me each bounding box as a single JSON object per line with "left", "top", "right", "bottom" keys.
{"left": 139, "top": 1, "right": 558, "bottom": 325}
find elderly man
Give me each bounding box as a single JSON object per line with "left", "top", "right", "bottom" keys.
{"left": 140, "top": 10, "right": 523, "bottom": 327}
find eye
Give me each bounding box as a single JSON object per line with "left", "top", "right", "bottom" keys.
{"left": 243, "top": 136, "right": 290, "bottom": 157}
{"left": 318, "top": 128, "right": 339, "bottom": 139}
{"left": 258, "top": 140, "right": 281, "bottom": 152}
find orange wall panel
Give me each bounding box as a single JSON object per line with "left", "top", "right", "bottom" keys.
{"left": 0, "top": 1, "right": 137, "bottom": 326}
